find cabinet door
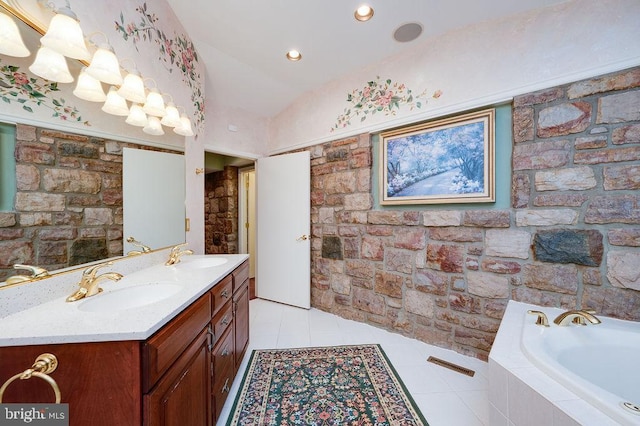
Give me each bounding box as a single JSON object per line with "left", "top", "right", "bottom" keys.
{"left": 234, "top": 280, "right": 250, "bottom": 371}
{"left": 144, "top": 329, "right": 211, "bottom": 426}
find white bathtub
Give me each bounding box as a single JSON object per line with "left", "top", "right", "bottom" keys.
{"left": 489, "top": 301, "right": 640, "bottom": 426}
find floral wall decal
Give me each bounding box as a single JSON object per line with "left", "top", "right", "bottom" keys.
{"left": 115, "top": 2, "right": 204, "bottom": 136}
{"left": 0, "top": 61, "right": 89, "bottom": 125}
{"left": 331, "top": 76, "right": 442, "bottom": 132}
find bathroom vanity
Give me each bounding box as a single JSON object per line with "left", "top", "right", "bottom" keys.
{"left": 0, "top": 254, "right": 249, "bottom": 426}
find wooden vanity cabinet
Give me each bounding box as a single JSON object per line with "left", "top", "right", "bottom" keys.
{"left": 0, "top": 259, "right": 251, "bottom": 426}
{"left": 210, "top": 260, "right": 250, "bottom": 419}
{"left": 144, "top": 328, "right": 211, "bottom": 426}
{"left": 143, "top": 293, "right": 212, "bottom": 426}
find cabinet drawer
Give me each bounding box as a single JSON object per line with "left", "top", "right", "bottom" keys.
{"left": 212, "top": 327, "right": 235, "bottom": 419}
{"left": 212, "top": 327, "right": 234, "bottom": 381}
{"left": 211, "top": 302, "right": 233, "bottom": 345}
{"left": 211, "top": 274, "right": 233, "bottom": 316}
{"left": 232, "top": 261, "right": 249, "bottom": 293}
{"left": 143, "top": 292, "right": 211, "bottom": 392}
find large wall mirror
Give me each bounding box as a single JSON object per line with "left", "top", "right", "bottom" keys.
{"left": 0, "top": 2, "right": 188, "bottom": 284}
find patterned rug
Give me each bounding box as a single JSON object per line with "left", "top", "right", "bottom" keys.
{"left": 226, "top": 344, "right": 428, "bottom": 425}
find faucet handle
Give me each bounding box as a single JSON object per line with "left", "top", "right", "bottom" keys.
{"left": 82, "top": 261, "right": 114, "bottom": 279}
{"left": 527, "top": 310, "right": 549, "bottom": 327}
{"left": 13, "top": 264, "right": 49, "bottom": 278}
{"left": 170, "top": 242, "right": 189, "bottom": 253}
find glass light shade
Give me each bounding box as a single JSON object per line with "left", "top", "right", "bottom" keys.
{"left": 173, "top": 114, "right": 194, "bottom": 137}
{"left": 160, "top": 102, "right": 182, "bottom": 127}
{"left": 143, "top": 116, "right": 164, "bottom": 136}
{"left": 86, "top": 44, "right": 122, "bottom": 85}
{"left": 0, "top": 12, "right": 31, "bottom": 57}
{"left": 101, "top": 87, "right": 129, "bottom": 116}
{"left": 28, "top": 46, "right": 73, "bottom": 83}
{"left": 39, "top": 8, "right": 90, "bottom": 61}
{"left": 73, "top": 67, "right": 106, "bottom": 102}
{"left": 117, "top": 71, "right": 146, "bottom": 103}
{"left": 125, "top": 104, "right": 148, "bottom": 127}
{"left": 142, "top": 89, "right": 166, "bottom": 117}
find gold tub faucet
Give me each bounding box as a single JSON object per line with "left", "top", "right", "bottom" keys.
{"left": 165, "top": 243, "right": 194, "bottom": 266}
{"left": 66, "top": 262, "right": 123, "bottom": 302}
{"left": 553, "top": 309, "right": 601, "bottom": 326}
{"left": 5, "top": 264, "right": 50, "bottom": 285}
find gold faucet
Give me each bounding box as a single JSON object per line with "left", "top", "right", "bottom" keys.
{"left": 126, "top": 236, "right": 152, "bottom": 256}
{"left": 165, "top": 243, "right": 194, "bottom": 266}
{"left": 553, "top": 309, "right": 601, "bottom": 326}
{"left": 527, "top": 310, "right": 550, "bottom": 327}
{"left": 5, "top": 264, "right": 50, "bottom": 285}
{"left": 66, "top": 262, "right": 123, "bottom": 302}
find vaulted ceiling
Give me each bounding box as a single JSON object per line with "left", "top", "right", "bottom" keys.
{"left": 166, "top": 0, "right": 567, "bottom": 118}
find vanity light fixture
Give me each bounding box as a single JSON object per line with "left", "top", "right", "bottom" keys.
{"left": 0, "top": 11, "right": 30, "bottom": 57}
{"left": 354, "top": 5, "right": 374, "bottom": 22}
{"left": 160, "top": 102, "right": 182, "bottom": 128}
{"left": 28, "top": 46, "right": 74, "bottom": 83}
{"left": 286, "top": 50, "right": 302, "bottom": 61}
{"left": 142, "top": 88, "right": 166, "bottom": 117}
{"left": 39, "top": 6, "right": 91, "bottom": 61}
{"left": 117, "top": 69, "right": 146, "bottom": 103}
{"left": 173, "top": 113, "right": 194, "bottom": 137}
{"left": 85, "top": 43, "right": 123, "bottom": 86}
{"left": 101, "top": 87, "right": 129, "bottom": 116}
{"left": 143, "top": 115, "right": 164, "bottom": 136}
{"left": 125, "top": 103, "right": 148, "bottom": 127}
{"left": 72, "top": 67, "right": 107, "bottom": 102}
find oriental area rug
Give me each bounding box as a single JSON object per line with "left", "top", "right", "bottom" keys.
{"left": 226, "top": 344, "right": 429, "bottom": 425}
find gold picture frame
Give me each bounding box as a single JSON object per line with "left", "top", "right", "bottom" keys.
{"left": 380, "top": 108, "right": 495, "bottom": 205}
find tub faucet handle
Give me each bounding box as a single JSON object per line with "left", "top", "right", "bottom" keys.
{"left": 527, "top": 310, "right": 549, "bottom": 327}
{"left": 553, "top": 309, "right": 601, "bottom": 326}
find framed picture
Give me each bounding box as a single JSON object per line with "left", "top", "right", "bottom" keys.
{"left": 379, "top": 108, "right": 495, "bottom": 205}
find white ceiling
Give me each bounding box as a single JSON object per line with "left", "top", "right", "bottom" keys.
{"left": 166, "top": 0, "right": 567, "bottom": 119}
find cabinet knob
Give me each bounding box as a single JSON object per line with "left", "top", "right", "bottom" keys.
{"left": 221, "top": 290, "right": 229, "bottom": 299}
{"left": 222, "top": 347, "right": 230, "bottom": 357}
{"left": 222, "top": 378, "right": 230, "bottom": 393}
{"left": 222, "top": 316, "right": 230, "bottom": 326}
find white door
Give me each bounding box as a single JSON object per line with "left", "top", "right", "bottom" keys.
{"left": 123, "top": 148, "right": 185, "bottom": 253}
{"left": 256, "top": 151, "right": 310, "bottom": 309}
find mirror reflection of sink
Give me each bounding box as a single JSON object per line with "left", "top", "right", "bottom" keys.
{"left": 176, "top": 257, "right": 228, "bottom": 269}
{"left": 77, "top": 282, "right": 183, "bottom": 313}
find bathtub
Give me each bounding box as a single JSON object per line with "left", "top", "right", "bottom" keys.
{"left": 489, "top": 301, "right": 640, "bottom": 426}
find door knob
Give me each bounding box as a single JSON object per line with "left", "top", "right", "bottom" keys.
{"left": 296, "top": 234, "right": 309, "bottom": 241}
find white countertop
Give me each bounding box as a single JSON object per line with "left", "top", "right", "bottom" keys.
{"left": 0, "top": 254, "right": 248, "bottom": 346}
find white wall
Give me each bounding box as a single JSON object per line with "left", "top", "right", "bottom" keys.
{"left": 267, "top": 0, "right": 640, "bottom": 154}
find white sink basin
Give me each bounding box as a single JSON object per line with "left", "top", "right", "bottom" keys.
{"left": 177, "top": 257, "right": 228, "bottom": 269}
{"left": 78, "top": 282, "right": 183, "bottom": 313}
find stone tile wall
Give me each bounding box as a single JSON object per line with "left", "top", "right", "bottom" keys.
{"left": 306, "top": 67, "right": 640, "bottom": 360}
{"left": 204, "top": 166, "right": 238, "bottom": 254}
{"left": 0, "top": 124, "right": 178, "bottom": 281}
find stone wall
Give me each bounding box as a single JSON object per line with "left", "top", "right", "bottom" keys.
{"left": 0, "top": 124, "right": 177, "bottom": 281}
{"left": 204, "top": 166, "right": 239, "bottom": 254}
{"left": 307, "top": 67, "right": 640, "bottom": 360}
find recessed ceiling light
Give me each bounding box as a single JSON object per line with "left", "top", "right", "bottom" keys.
{"left": 286, "top": 50, "right": 302, "bottom": 61}
{"left": 393, "top": 22, "right": 423, "bottom": 43}
{"left": 354, "top": 5, "right": 374, "bottom": 22}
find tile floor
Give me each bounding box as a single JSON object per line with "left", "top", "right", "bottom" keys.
{"left": 217, "top": 298, "right": 490, "bottom": 425}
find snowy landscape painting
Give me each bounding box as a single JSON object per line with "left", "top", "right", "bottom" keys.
{"left": 380, "top": 109, "right": 495, "bottom": 205}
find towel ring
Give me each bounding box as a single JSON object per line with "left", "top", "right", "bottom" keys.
{"left": 0, "top": 353, "right": 62, "bottom": 404}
